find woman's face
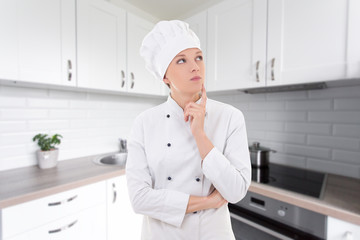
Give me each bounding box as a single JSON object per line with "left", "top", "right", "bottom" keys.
{"left": 163, "top": 48, "right": 205, "bottom": 95}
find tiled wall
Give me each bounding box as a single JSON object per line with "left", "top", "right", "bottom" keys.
{"left": 1, "top": 83, "right": 360, "bottom": 179}
{"left": 210, "top": 83, "right": 360, "bottom": 179}
{"left": 0, "top": 84, "right": 163, "bottom": 171}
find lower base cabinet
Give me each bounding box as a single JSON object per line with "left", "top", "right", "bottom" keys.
{"left": 327, "top": 216, "right": 360, "bottom": 240}
{"left": 6, "top": 204, "right": 106, "bottom": 240}
{"left": 107, "top": 176, "right": 142, "bottom": 240}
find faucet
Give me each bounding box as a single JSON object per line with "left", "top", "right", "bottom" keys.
{"left": 119, "top": 138, "right": 127, "bottom": 153}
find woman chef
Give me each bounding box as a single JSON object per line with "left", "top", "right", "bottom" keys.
{"left": 126, "top": 20, "right": 251, "bottom": 240}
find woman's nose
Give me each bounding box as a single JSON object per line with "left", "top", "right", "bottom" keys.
{"left": 190, "top": 61, "right": 200, "bottom": 72}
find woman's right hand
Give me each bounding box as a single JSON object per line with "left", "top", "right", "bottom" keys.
{"left": 205, "top": 189, "right": 228, "bottom": 209}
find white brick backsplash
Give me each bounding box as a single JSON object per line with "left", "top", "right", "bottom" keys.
{"left": 286, "top": 122, "right": 331, "bottom": 135}
{"left": 285, "top": 144, "right": 331, "bottom": 159}
{"left": 0, "top": 96, "right": 26, "bottom": 107}
{"left": 333, "top": 150, "right": 360, "bottom": 164}
{"left": 307, "top": 158, "right": 359, "bottom": 179}
{"left": 242, "top": 111, "right": 267, "bottom": 120}
{"left": 309, "top": 111, "right": 360, "bottom": 124}
{"left": 286, "top": 99, "right": 332, "bottom": 110}
{"left": 70, "top": 100, "right": 102, "bottom": 109}
{"left": 28, "top": 120, "right": 70, "bottom": 131}
{"left": 49, "top": 89, "right": 87, "bottom": 99}
{"left": 309, "top": 85, "right": 360, "bottom": 99}
{"left": 246, "top": 121, "right": 284, "bottom": 131}
{"left": 266, "top": 90, "right": 307, "bottom": 100}
{"left": 0, "top": 121, "right": 27, "bottom": 133}
{"left": 333, "top": 124, "right": 360, "bottom": 138}
{"left": 266, "top": 132, "right": 306, "bottom": 144}
{"left": 49, "top": 109, "right": 87, "bottom": 119}
{"left": 308, "top": 135, "right": 359, "bottom": 150}
{"left": 271, "top": 153, "right": 306, "bottom": 168}
{"left": 334, "top": 98, "right": 360, "bottom": 110}
{"left": 1, "top": 109, "right": 48, "bottom": 120}
{"left": 1, "top": 83, "right": 360, "bottom": 179}
{"left": 28, "top": 98, "right": 69, "bottom": 108}
{"left": 267, "top": 111, "right": 307, "bottom": 121}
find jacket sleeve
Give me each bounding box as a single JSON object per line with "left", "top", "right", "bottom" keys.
{"left": 126, "top": 115, "right": 190, "bottom": 228}
{"left": 202, "top": 109, "right": 251, "bottom": 203}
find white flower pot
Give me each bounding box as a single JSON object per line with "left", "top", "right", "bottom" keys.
{"left": 36, "top": 149, "right": 59, "bottom": 169}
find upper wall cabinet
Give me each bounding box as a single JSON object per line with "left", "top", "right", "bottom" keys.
{"left": 77, "top": 0, "right": 127, "bottom": 92}
{"left": 266, "top": 0, "right": 359, "bottom": 87}
{"left": 206, "top": 0, "right": 360, "bottom": 92}
{"left": 207, "top": 0, "right": 267, "bottom": 91}
{"left": 0, "top": 0, "right": 76, "bottom": 86}
{"left": 127, "top": 13, "right": 163, "bottom": 95}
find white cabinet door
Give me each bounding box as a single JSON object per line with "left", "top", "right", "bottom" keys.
{"left": 267, "top": 0, "right": 351, "bottom": 86}
{"left": 127, "top": 13, "right": 162, "bottom": 95}
{"left": 347, "top": 0, "right": 360, "bottom": 79}
{"left": 207, "top": 0, "right": 267, "bottom": 91}
{"left": 107, "top": 176, "right": 142, "bottom": 240}
{"left": 0, "top": 0, "right": 76, "bottom": 86}
{"left": 327, "top": 217, "right": 360, "bottom": 240}
{"left": 185, "top": 10, "right": 209, "bottom": 89}
{"left": 6, "top": 204, "right": 106, "bottom": 240}
{"left": 77, "top": 0, "right": 127, "bottom": 92}
{"left": 0, "top": 0, "right": 18, "bottom": 80}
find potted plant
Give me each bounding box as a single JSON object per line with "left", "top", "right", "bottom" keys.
{"left": 32, "top": 133, "right": 63, "bottom": 169}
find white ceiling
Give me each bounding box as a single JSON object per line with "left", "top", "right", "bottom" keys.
{"left": 121, "top": 0, "right": 224, "bottom": 20}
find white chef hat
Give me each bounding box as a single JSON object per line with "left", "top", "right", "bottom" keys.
{"left": 140, "top": 20, "right": 201, "bottom": 81}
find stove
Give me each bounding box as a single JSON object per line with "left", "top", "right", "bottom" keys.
{"left": 229, "top": 163, "right": 328, "bottom": 240}
{"left": 251, "top": 163, "right": 326, "bottom": 198}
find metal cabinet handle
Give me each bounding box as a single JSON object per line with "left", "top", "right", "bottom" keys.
{"left": 112, "top": 183, "right": 117, "bottom": 203}
{"left": 48, "top": 195, "right": 78, "bottom": 206}
{"left": 130, "top": 72, "right": 135, "bottom": 89}
{"left": 48, "top": 220, "right": 78, "bottom": 234}
{"left": 255, "top": 61, "right": 260, "bottom": 82}
{"left": 121, "top": 70, "right": 125, "bottom": 88}
{"left": 67, "top": 60, "right": 72, "bottom": 81}
{"left": 271, "top": 58, "right": 275, "bottom": 81}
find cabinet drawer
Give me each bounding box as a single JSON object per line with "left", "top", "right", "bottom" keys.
{"left": 2, "top": 181, "right": 106, "bottom": 239}
{"left": 5, "top": 203, "right": 106, "bottom": 240}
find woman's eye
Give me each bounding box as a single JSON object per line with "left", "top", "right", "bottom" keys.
{"left": 196, "top": 56, "right": 203, "bottom": 61}
{"left": 177, "top": 59, "right": 185, "bottom": 64}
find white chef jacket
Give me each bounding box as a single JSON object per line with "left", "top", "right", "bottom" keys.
{"left": 126, "top": 95, "right": 251, "bottom": 240}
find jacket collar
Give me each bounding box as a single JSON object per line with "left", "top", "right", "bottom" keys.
{"left": 166, "top": 94, "right": 206, "bottom": 119}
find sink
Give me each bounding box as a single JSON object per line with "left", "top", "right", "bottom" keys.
{"left": 93, "top": 153, "right": 127, "bottom": 168}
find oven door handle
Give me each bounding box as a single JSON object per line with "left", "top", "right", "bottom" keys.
{"left": 230, "top": 212, "right": 294, "bottom": 240}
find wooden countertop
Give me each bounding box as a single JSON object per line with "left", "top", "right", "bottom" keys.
{"left": 0, "top": 154, "right": 359, "bottom": 226}
{"left": 0, "top": 153, "right": 125, "bottom": 209}
{"left": 249, "top": 173, "right": 360, "bottom": 226}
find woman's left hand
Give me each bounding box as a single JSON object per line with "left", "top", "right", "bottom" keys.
{"left": 184, "top": 84, "right": 207, "bottom": 137}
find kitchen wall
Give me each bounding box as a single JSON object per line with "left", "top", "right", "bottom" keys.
{"left": 0, "top": 84, "right": 163, "bottom": 171}
{"left": 1, "top": 82, "right": 360, "bottom": 179}
{"left": 210, "top": 83, "right": 360, "bottom": 179}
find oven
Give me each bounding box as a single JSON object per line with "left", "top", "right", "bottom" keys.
{"left": 229, "top": 163, "right": 327, "bottom": 240}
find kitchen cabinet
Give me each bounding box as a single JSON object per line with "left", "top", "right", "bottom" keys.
{"left": 127, "top": 13, "right": 164, "bottom": 95}
{"left": 1, "top": 181, "right": 106, "bottom": 240}
{"left": 107, "top": 176, "right": 142, "bottom": 240}
{"left": 327, "top": 216, "right": 360, "bottom": 240}
{"left": 77, "top": 0, "right": 127, "bottom": 92}
{"left": 206, "top": 0, "right": 359, "bottom": 91}
{"left": 207, "top": 0, "right": 267, "bottom": 91}
{"left": 5, "top": 205, "right": 106, "bottom": 240}
{"left": 0, "top": 0, "right": 76, "bottom": 86}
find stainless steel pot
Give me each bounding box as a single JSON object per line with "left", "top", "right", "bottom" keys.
{"left": 248, "top": 142, "right": 276, "bottom": 168}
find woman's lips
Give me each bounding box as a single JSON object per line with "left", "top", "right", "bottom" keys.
{"left": 191, "top": 76, "right": 201, "bottom": 81}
